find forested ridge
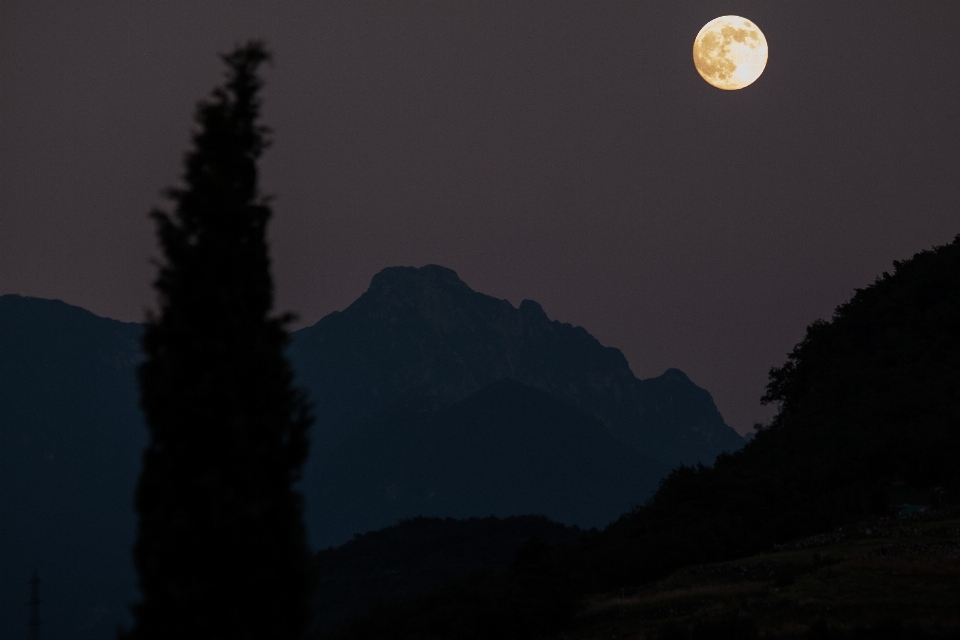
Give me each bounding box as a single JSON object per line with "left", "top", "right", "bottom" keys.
{"left": 595, "top": 231, "right": 960, "bottom": 584}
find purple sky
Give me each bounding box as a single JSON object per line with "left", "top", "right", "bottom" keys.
{"left": 2, "top": 1, "right": 959, "bottom": 433}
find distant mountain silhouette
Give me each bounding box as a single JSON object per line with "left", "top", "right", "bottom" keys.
{"left": 0, "top": 272, "right": 741, "bottom": 634}
{"left": 310, "top": 379, "right": 670, "bottom": 547}
{"left": 289, "top": 264, "right": 743, "bottom": 462}
{"left": 0, "top": 294, "right": 144, "bottom": 640}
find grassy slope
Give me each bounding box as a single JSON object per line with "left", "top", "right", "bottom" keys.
{"left": 574, "top": 509, "right": 960, "bottom": 639}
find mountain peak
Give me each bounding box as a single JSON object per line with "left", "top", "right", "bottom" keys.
{"left": 367, "top": 264, "right": 469, "bottom": 296}
{"left": 290, "top": 264, "right": 743, "bottom": 474}
{"left": 657, "top": 368, "right": 692, "bottom": 383}
{"left": 519, "top": 299, "right": 548, "bottom": 320}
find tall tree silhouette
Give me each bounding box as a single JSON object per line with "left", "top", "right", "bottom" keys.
{"left": 126, "top": 42, "right": 313, "bottom": 639}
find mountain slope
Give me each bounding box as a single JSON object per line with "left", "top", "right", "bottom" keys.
{"left": 289, "top": 264, "right": 743, "bottom": 466}
{"left": 311, "top": 380, "right": 670, "bottom": 547}
{"left": 0, "top": 294, "right": 144, "bottom": 640}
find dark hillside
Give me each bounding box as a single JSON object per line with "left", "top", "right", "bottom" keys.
{"left": 329, "top": 510, "right": 960, "bottom": 639}
{"left": 595, "top": 233, "right": 960, "bottom": 586}
{"left": 312, "top": 516, "right": 580, "bottom": 635}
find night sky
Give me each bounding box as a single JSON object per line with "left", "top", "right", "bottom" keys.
{"left": 2, "top": 1, "right": 959, "bottom": 433}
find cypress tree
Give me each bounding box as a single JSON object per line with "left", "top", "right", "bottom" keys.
{"left": 127, "top": 42, "right": 313, "bottom": 639}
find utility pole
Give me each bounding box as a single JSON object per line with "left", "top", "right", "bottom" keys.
{"left": 27, "top": 570, "right": 41, "bottom": 640}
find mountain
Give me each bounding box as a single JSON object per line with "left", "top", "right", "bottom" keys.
{"left": 288, "top": 264, "right": 743, "bottom": 465}
{"left": 0, "top": 294, "right": 144, "bottom": 640}
{"left": 288, "top": 265, "right": 742, "bottom": 548}
{"left": 315, "top": 241, "right": 960, "bottom": 639}
{"left": 310, "top": 379, "right": 670, "bottom": 547}
{"left": 0, "top": 268, "right": 740, "bottom": 635}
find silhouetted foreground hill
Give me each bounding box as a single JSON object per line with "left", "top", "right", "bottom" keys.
{"left": 324, "top": 236, "right": 960, "bottom": 638}
{"left": 0, "top": 295, "right": 144, "bottom": 640}
{"left": 594, "top": 234, "right": 960, "bottom": 586}
{"left": 313, "top": 516, "right": 580, "bottom": 635}
{"left": 311, "top": 380, "right": 670, "bottom": 546}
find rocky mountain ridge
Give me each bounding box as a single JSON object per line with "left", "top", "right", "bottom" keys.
{"left": 289, "top": 264, "right": 744, "bottom": 465}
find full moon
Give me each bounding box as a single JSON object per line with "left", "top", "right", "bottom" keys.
{"left": 693, "top": 16, "right": 768, "bottom": 90}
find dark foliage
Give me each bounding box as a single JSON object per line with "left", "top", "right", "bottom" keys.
{"left": 125, "top": 42, "right": 313, "bottom": 639}
{"left": 326, "top": 533, "right": 580, "bottom": 640}
{"left": 593, "top": 234, "right": 960, "bottom": 587}
{"left": 312, "top": 515, "right": 581, "bottom": 635}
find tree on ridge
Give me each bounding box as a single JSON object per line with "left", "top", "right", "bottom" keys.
{"left": 125, "top": 41, "right": 313, "bottom": 640}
